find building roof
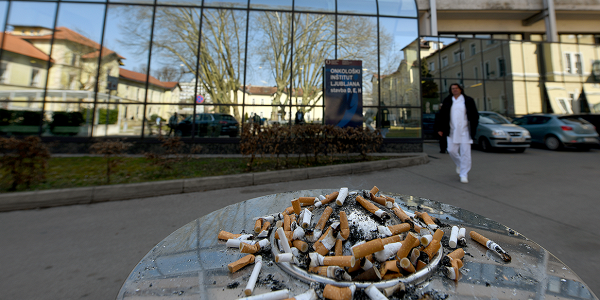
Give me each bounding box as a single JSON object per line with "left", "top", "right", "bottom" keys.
{"left": 119, "top": 68, "right": 179, "bottom": 90}
{"left": 0, "top": 33, "right": 53, "bottom": 62}
{"left": 21, "top": 27, "right": 125, "bottom": 60}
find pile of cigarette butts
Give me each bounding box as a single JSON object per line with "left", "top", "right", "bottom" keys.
{"left": 217, "top": 186, "right": 511, "bottom": 300}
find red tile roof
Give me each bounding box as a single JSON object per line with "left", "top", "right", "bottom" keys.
{"left": 0, "top": 33, "right": 53, "bottom": 62}
{"left": 22, "top": 27, "right": 124, "bottom": 60}
{"left": 119, "top": 68, "right": 179, "bottom": 90}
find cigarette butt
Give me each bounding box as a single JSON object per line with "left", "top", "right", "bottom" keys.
{"left": 352, "top": 238, "right": 385, "bottom": 259}
{"left": 370, "top": 186, "right": 379, "bottom": 198}
{"left": 374, "top": 242, "right": 402, "bottom": 262}
{"left": 410, "top": 248, "right": 420, "bottom": 266}
{"left": 372, "top": 196, "right": 387, "bottom": 206}
{"left": 228, "top": 254, "right": 255, "bottom": 273}
{"left": 432, "top": 228, "right": 444, "bottom": 242}
{"left": 382, "top": 273, "right": 402, "bottom": 280}
{"left": 449, "top": 226, "right": 459, "bottom": 248}
{"left": 458, "top": 227, "right": 466, "bottom": 240}
{"left": 323, "top": 256, "right": 356, "bottom": 268}
{"left": 365, "top": 284, "right": 387, "bottom": 300}
{"left": 423, "top": 239, "right": 441, "bottom": 260}
{"left": 469, "top": 230, "right": 489, "bottom": 246}
{"left": 289, "top": 213, "right": 297, "bottom": 225}
{"left": 399, "top": 257, "right": 416, "bottom": 273}
{"left": 447, "top": 248, "right": 465, "bottom": 261}
{"left": 314, "top": 241, "right": 330, "bottom": 256}
{"left": 392, "top": 207, "right": 411, "bottom": 223}
{"left": 379, "top": 260, "right": 400, "bottom": 277}
{"left": 356, "top": 195, "right": 378, "bottom": 214}
{"left": 244, "top": 255, "right": 263, "bottom": 296}
{"left": 291, "top": 199, "right": 301, "bottom": 215}
{"left": 301, "top": 208, "right": 312, "bottom": 229}
{"left": 323, "top": 284, "right": 355, "bottom": 300}
{"left": 254, "top": 219, "right": 263, "bottom": 233}
{"left": 420, "top": 234, "right": 433, "bottom": 247}
{"left": 415, "top": 211, "right": 436, "bottom": 227}
{"left": 378, "top": 226, "right": 393, "bottom": 238}
{"left": 276, "top": 227, "right": 292, "bottom": 254}
{"left": 240, "top": 242, "right": 260, "bottom": 254}
{"left": 217, "top": 230, "right": 241, "bottom": 240}
{"left": 322, "top": 192, "right": 339, "bottom": 205}
{"left": 291, "top": 289, "right": 318, "bottom": 300}
{"left": 346, "top": 257, "right": 362, "bottom": 273}
{"left": 335, "top": 239, "right": 343, "bottom": 256}
{"left": 241, "top": 289, "right": 290, "bottom": 300}
{"left": 381, "top": 235, "right": 402, "bottom": 245}
{"left": 388, "top": 223, "right": 410, "bottom": 235}
{"left": 309, "top": 265, "right": 328, "bottom": 276}
{"left": 298, "top": 197, "right": 316, "bottom": 206}
{"left": 396, "top": 232, "right": 418, "bottom": 259}
{"left": 382, "top": 282, "right": 406, "bottom": 297}
{"left": 317, "top": 227, "right": 332, "bottom": 243}
{"left": 339, "top": 211, "right": 350, "bottom": 240}
{"left": 261, "top": 221, "right": 271, "bottom": 232}
{"left": 316, "top": 206, "right": 333, "bottom": 231}
{"left": 292, "top": 240, "right": 309, "bottom": 252}
{"left": 413, "top": 224, "right": 422, "bottom": 233}
{"left": 336, "top": 187, "right": 349, "bottom": 206}
{"left": 276, "top": 252, "right": 294, "bottom": 263}
{"left": 283, "top": 206, "right": 295, "bottom": 215}
{"left": 416, "top": 260, "right": 428, "bottom": 271}
{"left": 283, "top": 214, "right": 291, "bottom": 231}
{"left": 293, "top": 227, "right": 305, "bottom": 240}
{"left": 457, "top": 258, "right": 463, "bottom": 269}
{"left": 353, "top": 266, "right": 381, "bottom": 282}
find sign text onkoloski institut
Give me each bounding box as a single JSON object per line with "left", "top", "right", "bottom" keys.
{"left": 324, "top": 60, "right": 363, "bottom": 128}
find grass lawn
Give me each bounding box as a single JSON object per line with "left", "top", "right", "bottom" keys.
{"left": 0, "top": 155, "right": 391, "bottom": 193}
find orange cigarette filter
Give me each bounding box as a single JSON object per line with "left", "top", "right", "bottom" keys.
{"left": 382, "top": 273, "right": 402, "bottom": 280}
{"left": 392, "top": 207, "right": 411, "bottom": 223}
{"left": 321, "top": 192, "right": 339, "bottom": 205}
{"left": 416, "top": 260, "right": 427, "bottom": 271}
{"left": 388, "top": 223, "right": 410, "bottom": 235}
{"left": 309, "top": 266, "right": 329, "bottom": 276}
{"left": 456, "top": 259, "right": 464, "bottom": 269}
{"left": 346, "top": 257, "right": 362, "bottom": 273}
{"left": 261, "top": 221, "right": 271, "bottom": 232}
{"left": 293, "top": 239, "right": 309, "bottom": 252}
{"left": 254, "top": 219, "right": 263, "bottom": 233}
{"left": 432, "top": 228, "right": 444, "bottom": 242}
{"left": 372, "top": 196, "right": 387, "bottom": 206}
{"left": 217, "top": 230, "right": 242, "bottom": 240}
{"left": 317, "top": 227, "right": 332, "bottom": 243}
{"left": 339, "top": 211, "right": 350, "bottom": 240}
{"left": 399, "top": 257, "right": 416, "bottom": 273}
{"left": 379, "top": 260, "right": 400, "bottom": 277}
{"left": 352, "top": 238, "right": 385, "bottom": 259}
{"left": 447, "top": 248, "right": 465, "bottom": 261}
{"left": 228, "top": 254, "right": 255, "bottom": 273}
{"left": 240, "top": 242, "right": 260, "bottom": 254}
{"left": 298, "top": 197, "right": 316, "bottom": 206}
{"left": 316, "top": 206, "right": 333, "bottom": 231}
{"left": 356, "top": 196, "right": 379, "bottom": 214}
{"left": 469, "top": 231, "right": 490, "bottom": 246}
{"left": 382, "top": 235, "right": 402, "bottom": 245}
{"left": 323, "top": 256, "right": 356, "bottom": 268}
{"left": 314, "top": 241, "right": 330, "bottom": 256}
{"left": 450, "top": 260, "right": 460, "bottom": 281}
{"left": 423, "top": 239, "right": 441, "bottom": 260}
{"left": 413, "top": 224, "right": 422, "bottom": 233}
{"left": 283, "top": 206, "right": 295, "bottom": 215}
{"left": 291, "top": 199, "right": 301, "bottom": 215}
{"left": 415, "top": 211, "right": 435, "bottom": 226}
{"left": 283, "top": 214, "right": 291, "bottom": 231}
{"left": 384, "top": 196, "right": 396, "bottom": 205}
{"left": 323, "top": 284, "right": 353, "bottom": 300}
{"left": 396, "top": 232, "right": 418, "bottom": 259}
{"left": 335, "top": 239, "right": 343, "bottom": 256}
{"left": 370, "top": 186, "right": 379, "bottom": 197}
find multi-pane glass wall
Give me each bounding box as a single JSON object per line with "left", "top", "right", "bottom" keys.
{"left": 0, "top": 0, "right": 420, "bottom": 139}
{"left": 421, "top": 35, "right": 600, "bottom": 124}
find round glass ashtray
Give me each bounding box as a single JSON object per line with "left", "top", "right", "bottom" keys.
{"left": 269, "top": 191, "right": 443, "bottom": 289}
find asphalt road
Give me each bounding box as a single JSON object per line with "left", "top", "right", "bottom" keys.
{"left": 1, "top": 143, "right": 599, "bottom": 299}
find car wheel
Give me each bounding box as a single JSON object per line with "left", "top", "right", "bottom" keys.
{"left": 544, "top": 135, "right": 562, "bottom": 150}
{"left": 479, "top": 137, "right": 492, "bottom": 152}
{"left": 514, "top": 148, "right": 526, "bottom": 153}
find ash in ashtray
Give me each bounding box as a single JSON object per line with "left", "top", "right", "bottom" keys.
{"left": 226, "top": 281, "right": 239, "bottom": 289}
{"left": 256, "top": 274, "right": 287, "bottom": 291}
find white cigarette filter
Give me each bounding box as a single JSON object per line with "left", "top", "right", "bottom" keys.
{"left": 293, "top": 289, "right": 318, "bottom": 300}
{"left": 226, "top": 238, "right": 252, "bottom": 248}
{"left": 293, "top": 227, "right": 306, "bottom": 240}
{"left": 377, "top": 226, "right": 393, "bottom": 238}
{"left": 410, "top": 248, "right": 420, "bottom": 266}
{"left": 336, "top": 187, "right": 349, "bottom": 206}
{"left": 302, "top": 208, "right": 312, "bottom": 229}
{"left": 276, "top": 227, "right": 292, "bottom": 254}
{"left": 420, "top": 234, "right": 433, "bottom": 247}
{"left": 374, "top": 242, "right": 402, "bottom": 262}
{"left": 237, "top": 289, "right": 290, "bottom": 300}
{"left": 365, "top": 284, "right": 389, "bottom": 300}
{"left": 244, "top": 255, "right": 263, "bottom": 296}
{"left": 275, "top": 252, "right": 294, "bottom": 263}
{"left": 458, "top": 227, "right": 466, "bottom": 239}
{"left": 309, "top": 252, "right": 325, "bottom": 267}
{"left": 449, "top": 226, "right": 459, "bottom": 248}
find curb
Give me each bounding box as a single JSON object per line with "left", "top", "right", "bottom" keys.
{"left": 0, "top": 153, "right": 428, "bottom": 212}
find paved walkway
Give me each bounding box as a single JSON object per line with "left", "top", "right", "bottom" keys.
{"left": 0, "top": 143, "right": 598, "bottom": 300}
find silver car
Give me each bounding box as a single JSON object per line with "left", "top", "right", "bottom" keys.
{"left": 474, "top": 111, "right": 531, "bottom": 153}
{"left": 512, "top": 114, "right": 599, "bottom": 151}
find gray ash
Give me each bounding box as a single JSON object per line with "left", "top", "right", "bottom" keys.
{"left": 256, "top": 274, "right": 287, "bottom": 291}
{"left": 226, "top": 281, "right": 239, "bottom": 289}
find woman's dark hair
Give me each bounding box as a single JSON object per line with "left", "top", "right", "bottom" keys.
{"left": 448, "top": 83, "right": 464, "bottom": 95}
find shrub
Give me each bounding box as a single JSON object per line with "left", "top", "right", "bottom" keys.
{"left": 0, "top": 136, "right": 51, "bottom": 190}
{"left": 89, "top": 139, "right": 132, "bottom": 184}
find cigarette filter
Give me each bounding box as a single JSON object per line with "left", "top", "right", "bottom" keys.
{"left": 449, "top": 226, "right": 459, "bottom": 248}
{"left": 283, "top": 214, "right": 291, "bottom": 231}
{"left": 352, "top": 238, "right": 385, "bottom": 259}
{"left": 323, "top": 255, "right": 356, "bottom": 268}
{"left": 254, "top": 219, "right": 263, "bottom": 233}
{"left": 321, "top": 192, "right": 339, "bottom": 206}
{"left": 381, "top": 235, "right": 401, "bottom": 245}
{"left": 365, "top": 284, "right": 387, "bottom": 300}
{"left": 218, "top": 230, "right": 242, "bottom": 240}
{"left": 363, "top": 255, "right": 374, "bottom": 270}
{"left": 316, "top": 206, "right": 333, "bottom": 231}
{"left": 374, "top": 242, "right": 402, "bottom": 262}
{"left": 228, "top": 254, "right": 255, "bottom": 273}
{"left": 292, "top": 227, "right": 305, "bottom": 240}
{"left": 291, "top": 289, "right": 318, "bottom": 300}
{"left": 283, "top": 206, "right": 295, "bottom": 215}
{"left": 301, "top": 208, "right": 312, "bottom": 229}
{"left": 372, "top": 196, "right": 387, "bottom": 206}
{"left": 470, "top": 231, "right": 511, "bottom": 262}
{"left": 379, "top": 260, "right": 400, "bottom": 277}
{"left": 396, "top": 232, "right": 418, "bottom": 259}
{"left": 458, "top": 227, "right": 466, "bottom": 240}
{"left": 353, "top": 266, "right": 382, "bottom": 282}
{"left": 423, "top": 239, "right": 441, "bottom": 260}
{"left": 309, "top": 252, "right": 324, "bottom": 267}
{"left": 391, "top": 206, "right": 411, "bottom": 223}
{"left": 382, "top": 282, "right": 405, "bottom": 297}
{"left": 447, "top": 248, "right": 465, "bottom": 261}
{"left": 346, "top": 257, "right": 362, "bottom": 274}
{"left": 276, "top": 227, "right": 292, "bottom": 254}
{"left": 388, "top": 223, "right": 410, "bottom": 235}
{"left": 336, "top": 187, "right": 349, "bottom": 206}
{"left": 413, "top": 224, "right": 422, "bottom": 233}
{"left": 356, "top": 196, "right": 388, "bottom": 218}
{"left": 237, "top": 289, "right": 289, "bottom": 300}
{"left": 415, "top": 212, "right": 437, "bottom": 229}
{"left": 370, "top": 186, "right": 379, "bottom": 198}
{"left": 293, "top": 240, "right": 309, "bottom": 253}
{"left": 276, "top": 252, "right": 294, "bottom": 263}
{"left": 335, "top": 239, "right": 343, "bottom": 256}
{"left": 399, "top": 257, "right": 415, "bottom": 274}
{"left": 311, "top": 266, "right": 350, "bottom": 281}
{"left": 383, "top": 196, "right": 396, "bottom": 209}
{"left": 298, "top": 197, "right": 316, "bottom": 206}
{"left": 410, "top": 248, "right": 420, "bottom": 266}
{"left": 240, "top": 242, "right": 260, "bottom": 254}
{"left": 291, "top": 199, "right": 301, "bottom": 216}
{"left": 416, "top": 260, "right": 428, "bottom": 271}
{"left": 339, "top": 211, "right": 350, "bottom": 240}
{"left": 313, "top": 241, "right": 329, "bottom": 256}
{"left": 381, "top": 273, "right": 402, "bottom": 280}
{"left": 244, "top": 255, "right": 263, "bottom": 296}
{"left": 432, "top": 229, "right": 444, "bottom": 242}
{"left": 227, "top": 238, "right": 253, "bottom": 248}
{"left": 378, "top": 226, "right": 393, "bottom": 238}
{"left": 420, "top": 234, "right": 433, "bottom": 247}
{"left": 323, "top": 284, "right": 355, "bottom": 300}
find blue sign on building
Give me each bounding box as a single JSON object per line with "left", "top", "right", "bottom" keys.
{"left": 324, "top": 60, "right": 363, "bottom": 128}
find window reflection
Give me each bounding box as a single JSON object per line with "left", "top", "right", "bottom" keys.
{"left": 337, "top": 0, "right": 377, "bottom": 16}
{"left": 249, "top": 0, "right": 293, "bottom": 11}
{"left": 204, "top": 0, "right": 248, "bottom": 9}
{"left": 294, "top": 0, "right": 335, "bottom": 13}
{"left": 378, "top": 0, "right": 418, "bottom": 18}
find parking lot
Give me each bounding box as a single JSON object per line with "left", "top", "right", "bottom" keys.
{"left": 0, "top": 142, "right": 598, "bottom": 299}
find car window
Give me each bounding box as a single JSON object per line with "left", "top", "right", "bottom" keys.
{"left": 479, "top": 113, "right": 509, "bottom": 124}
{"left": 201, "top": 114, "right": 212, "bottom": 121}
{"left": 558, "top": 116, "right": 590, "bottom": 125}
{"left": 512, "top": 117, "right": 527, "bottom": 125}
{"left": 530, "top": 116, "right": 550, "bottom": 125}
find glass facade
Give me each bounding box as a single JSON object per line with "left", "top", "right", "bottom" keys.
{"left": 0, "top": 0, "right": 421, "bottom": 139}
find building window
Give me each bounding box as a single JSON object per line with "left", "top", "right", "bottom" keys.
{"left": 485, "top": 61, "right": 491, "bottom": 79}
{"left": 252, "top": 99, "right": 255, "bottom": 105}
{"left": 497, "top": 57, "right": 506, "bottom": 77}
{"left": 30, "top": 69, "right": 41, "bottom": 87}
{"left": 473, "top": 66, "right": 479, "bottom": 81}
{"left": 261, "top": 99, "right": 264, "bottom": 105}
{"left": 486, "top": 39, "right": 496, "bottom": 46}
{"left": 429, "top": 62, "right": 435, "bottom": 71}
{"left": 0, "top": 62, "right": 9, "bottom": 84}
{"left": 470, "top": 43, "right": 476, "bottom": 56}
{"left": 453, "top": 49, "right": 464, "bottom": 63}
{"left": 564, "top": 53, "right": 583, "bottom": 74}
{"left": 456, "top": 72, "right": 463, "bottom": 86}
{"left": 441, "top": 56, "right": 448, "bottom": 67}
